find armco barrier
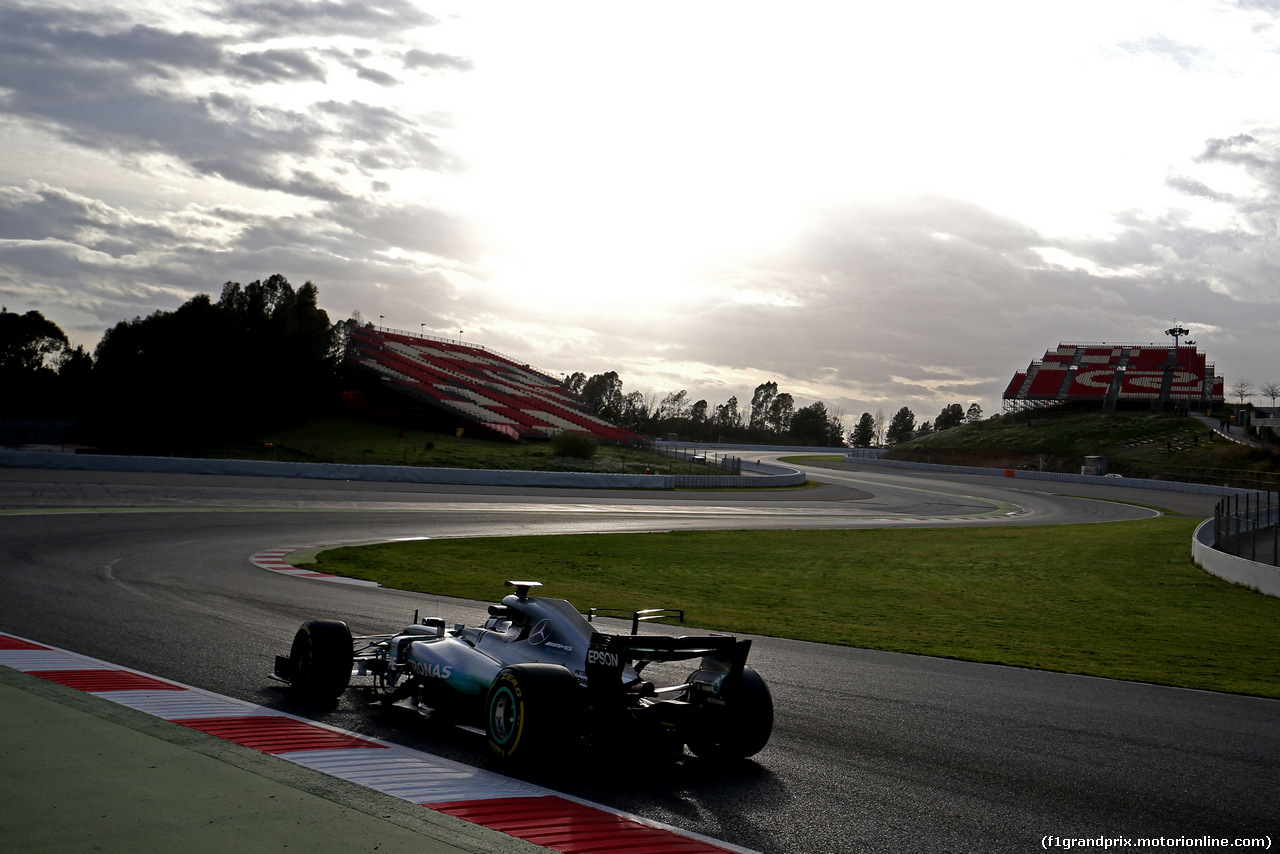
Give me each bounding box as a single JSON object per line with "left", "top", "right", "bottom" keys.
{"left": 0, "top": 450, "right": 805, "bottom": 490}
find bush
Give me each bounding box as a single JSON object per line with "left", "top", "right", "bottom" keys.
{"left": 550, "top": 431, "right": 598, "bottom": 459}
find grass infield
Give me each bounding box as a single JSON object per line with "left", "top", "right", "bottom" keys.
{"left": 312, "top": 518, "right": 1280, "bottom": 699}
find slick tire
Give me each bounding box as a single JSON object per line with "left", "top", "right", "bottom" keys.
{"left": 485, "top": 664, "right": 581, "bottom": 765}
{"left": 686, "top": 665, "right": 774, "bottom": 761}
{"left": 288, "top": 619, "right": 353, "bottom": 701}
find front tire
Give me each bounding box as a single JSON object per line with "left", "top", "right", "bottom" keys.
{"left": 288, "top": 619, "right": 353, "bottom": 700}
{"left": 485, "top": 664, "right": 581, "bottom": 764}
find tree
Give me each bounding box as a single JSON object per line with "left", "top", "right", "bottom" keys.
{"left": 689, "top": 399, "right": 708, "bottom": 424}
{"left": 657, "top": 389, "right": 690, "bottom": 422}
{"left": 0, "top": 307, "right": 80, "bottom": 417}
{"left": 966, "top": 403, "right": 983, "bottom": 423}
{"left": 713, "top": 396, "right": 742, "bottom": 430}
{"left": 767, "top": 392, "right": 794, "bottom": 435}
{"left": 790, "top": 401, "right": 830, "bottom": 445}
{"left": 581, "top": 371, "right": 624, "bottom": 421}
{"left": 885, "top": 406, "right": 916, "bottom": 445}
{"left": 1260, "top": 382, "right": 1280, "bottom": 410}
{"left": 748, "top": 381, "right": 778, "bottom": 432}
{"left": 825, "top": 407, "right": 847, "bottom": 447}
{"left": 874, "top": 409, "right": 886, "bottom": 446}
{"left": 91, "top": 275, "right": 339, "bottom": 450}
{"left": 618, "top": 389, "right": 651, "bottom": 433}
{"left": 0, "top": 308, "right": 69, "bottom": 374}
{"left": 851, "top": 412, "right": 876, "bottom": 447}
{"left": 915, "top": 419, "right": 934, "bottom": 436}
{"left": 1231, "top": 377, "right": 1255, "bottom": 406}
{"left": 935, "top": 403, "right": 964, "bottom": 431}
{"left": 563, "top": 371, "right": 586, "bottom": 393}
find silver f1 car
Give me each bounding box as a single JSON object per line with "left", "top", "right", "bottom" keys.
{"left": 272, "top": 581, "right": 773, "bottom": 764}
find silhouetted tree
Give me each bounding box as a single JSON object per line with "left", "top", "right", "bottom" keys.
{"left": 935, "top": 403, "right": 965, "bottom": 431}
{"left": 825, "top": 407, "right": 847, "bottom": 447}
{"left": 0, "top": 307, "right": 82, "bottom": 418}
{"left": 851, "top": 412, "right": 876, "bottom": 447}
{"left": 885, "top": 406, "right": 916, "bottom": 445}
{"left": 1231, "top": 377, "right": 1255, "bottom": 406}
{"left": 749, "top": 381, "right": 778, "bottom": 432}
{"left": 90, "top": 276, "right": 339, "bottom": 451}
{"left": 713, "top": 396, "right": 742, "bottom": 431}
{"left": 790, "top": 401, "right": 839, "bottom": 446}
{"left": 618, "top": 390, "right": 652, "bottom": 433}
{"left": 767, "top": 392, "right": 794, "bottom": 435}
{"left": 582, "top": 371, "right": 624, "bottom": 422}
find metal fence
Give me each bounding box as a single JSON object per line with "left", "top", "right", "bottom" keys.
{"left": 1146, "top": 465, "right": 1280, "bottom": 492}
{"left": 652, "top": 445, "right": 742, "bottom": 476}
{"left": 1214, "top": 491, "right": 1280, "bottom": 567}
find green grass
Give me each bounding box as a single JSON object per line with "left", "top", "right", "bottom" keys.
{"left": 311, "top": 518, "right": 1280, "bottom": 698}
{"left": 201, "top": 415, "right": 723, "bottom": 476}
{"left": 890, "top": 408, "right": 1280, "bottom": 488}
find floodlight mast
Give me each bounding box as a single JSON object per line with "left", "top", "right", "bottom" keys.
{"left": 1165, "top": 322, "right": 1190, "bottom": 348}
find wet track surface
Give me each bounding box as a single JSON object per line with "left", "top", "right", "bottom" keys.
{"left": 0, "top": 466, "right": 1275, "bottom": 853}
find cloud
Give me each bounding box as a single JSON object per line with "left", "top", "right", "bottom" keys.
{"left": 219, "top": 0, "right": 439, "bottom": 39}
{"left": 403, "top": 49, "right": 474, "bottom": 73}
{"left": 355, "top": 65, "right": 400, "bottom": 87}
{"left": 1118, "top": 35, "right": 1208, "bottom": 70}
{"left": 3, "top": 1, "right": 1280, "bottom": 425}
{"left": 230, "top": 49, "right": 328, "bottom": 83}
{"left": 0, "top": 184, "right": 200, "bottom": 257}
{"left": 1166, "top": 175, "right": 1231, "bottom": 201}
{"left": 0, "top": 2, "right": 460, "bottom": 208}
{"left": 1195, "top": 130, "right": 1280, "bottom": 197}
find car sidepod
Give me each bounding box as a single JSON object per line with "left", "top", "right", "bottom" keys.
{"left": 402, "top": 637, "right": 500, "bottom": 704}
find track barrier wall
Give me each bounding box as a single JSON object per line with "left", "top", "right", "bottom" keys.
{"left": 0, "top": 449, "right": 805, "bottom": 490}
{"left": 1194, "top": 519, "right": 1280, "bottom": 597}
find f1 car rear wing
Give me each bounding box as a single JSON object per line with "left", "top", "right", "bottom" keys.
{"left": 586, "top": 606, "right": 684, "bottom": 635}
{"left": 585, "top": 631, "right": 752, "bottom": 704}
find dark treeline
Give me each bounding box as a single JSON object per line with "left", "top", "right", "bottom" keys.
{"left": 3, "top": 275, "right": 345, "bottom": 451}
{"left": 563, "top": 372, "right": 848, "bottom": 446}
{"left": 848, "top": 402, "right": 984, "bottom": 448}
{"left": 4, "top": 277, "right": 981, "bottom": 452}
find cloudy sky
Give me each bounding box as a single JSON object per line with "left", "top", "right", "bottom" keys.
{"left": 4, "top": 1, "right": 1280, "bottom": 425}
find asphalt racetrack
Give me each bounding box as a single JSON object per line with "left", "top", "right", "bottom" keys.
{"left": 0, "top": 462, "right": 1275, "bottom": 853}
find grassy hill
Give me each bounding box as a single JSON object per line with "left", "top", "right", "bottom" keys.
{"left": 200, "top": 414, "right": 724, "bottom": 476}
{"left": 889, "top": 407, "right": 1280, "bottom": 490}
{"left": 194, "top": 408, "right": 1279, "bottom": 489}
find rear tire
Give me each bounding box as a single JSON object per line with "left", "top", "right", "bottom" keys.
{"left": 686, "top": 665, "right": 773, "bottom": 761}
{"left": 485, "top": 664, "right": 581, "bottom": 764}
{"left": 288, "top": 619, "right": 353, "bottom": 700}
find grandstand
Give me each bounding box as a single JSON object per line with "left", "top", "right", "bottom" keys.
{"left": 343, "top": 326, "right": 646, "bottom": 445}
{"left": 1002, "top": 342, "right": 1224, "bottom": 413}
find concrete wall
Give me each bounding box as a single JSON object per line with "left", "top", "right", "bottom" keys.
{"left": 850, "top": 456, "right": 1248, "bottom": 497}
{"left": 1193, "top": 519, "right": 1280, "bottom": 598}
{"left": 0, "top": 449, "right": 805, "bottom": 490}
